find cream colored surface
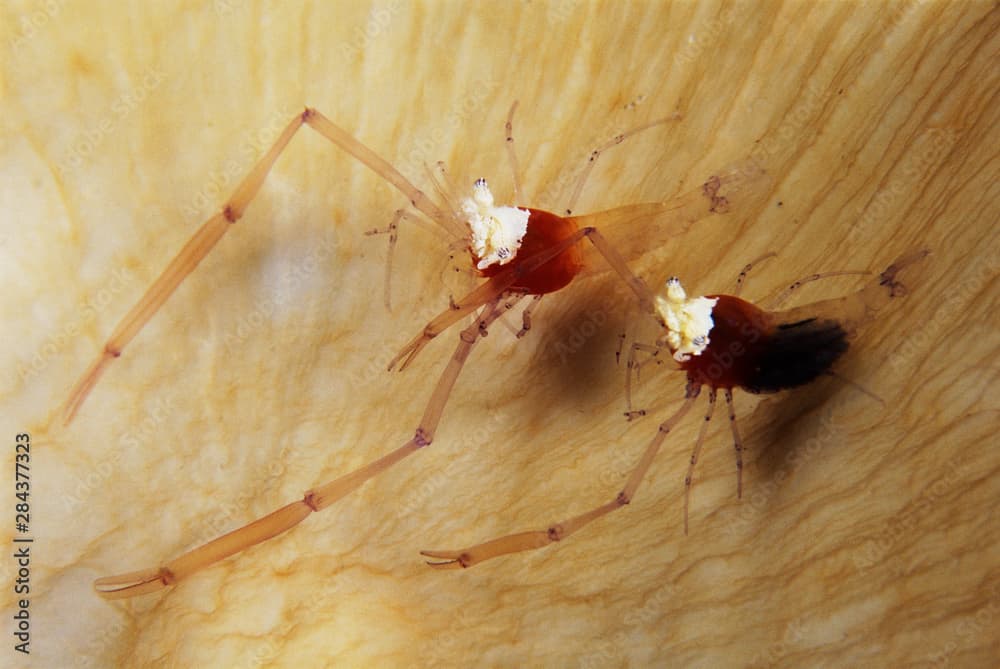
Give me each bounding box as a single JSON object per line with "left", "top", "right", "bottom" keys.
{"left": 2, "top": 2, "right": 998, "bottom": 667}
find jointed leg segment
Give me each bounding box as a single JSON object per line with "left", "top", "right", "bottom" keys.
{"left": 94, "top": 294, "right": 516, "bottom": 598}
{"left": 364, "top": 209, "right": 409, "bottom": 312}
{"left": 386, "top": 227, "right": 598, "bottom": 372}
{"left": 62, "top": 108, "right": 454, "bottom": 425}
{"left": 505, "top": 101, "right": 522, "bottom": 204}
{"left": 764, "top": 270, "right": 871, "bottom": 310}
{"left": 724, "top": 388, "right": 744, "bottom": 499}
{"left": 564, "top": 113, "right": 682, "bottom": 216}
{"left": 683, "top": 387, "right": 717, "bottom": 535}
{"left": 516, "top": 295, "right": 543, "bottom": 338}
{"left": 733, "top": 251, "right": 777, "bottom": 296}
{"left": 623, "top": 337, "right": 670, "bottom": 420}
{"left": 421, "top": 382, "right": 701, "bottom": 568}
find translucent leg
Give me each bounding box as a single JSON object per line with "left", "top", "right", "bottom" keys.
{"left": 515, "top": 295, "right": 543, "bottom": 338}
{"left": 364, "top": 209, "right": 407, "bottom": 312}
{"left": 764, "top": 270, "right": 871, "bottom": 309}
{"left": 505, "top": 100, "right": 523, "bottom": 204}
{"left": 93, "top": 296, "right": 517, "bottom": 599}
{"left": 683, "top": 387, "right": 717, "bottom": 535}
{"left": 732, "top": 251, "right": 777, "bottom": 296}
{"left": 564, "top": 113, "right": 682, "bottom": 215}
{"left": 724, "top": 388, "right": 744, "bottom": 499}
{"left": 624, "top": 340, "right": 666, "bottom": 420}
{"left": 62, "top": 108, "right": 455, "bottom": 424}
{"left": 421, "top": 383, "right": 702, "bottom": 568}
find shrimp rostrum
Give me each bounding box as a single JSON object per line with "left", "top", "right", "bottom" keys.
{"left": 421, "top": 249, "right": 929, "bottom": 568}
{"left": 80, "top": 104, "right": 772, "bottom": 598}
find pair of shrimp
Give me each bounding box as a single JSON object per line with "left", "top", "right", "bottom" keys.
{"left": 66, "top": 103, "right": 771, "bottom": 598}
{"left": 63, "top": 98, "right": 917, "bottom": 588}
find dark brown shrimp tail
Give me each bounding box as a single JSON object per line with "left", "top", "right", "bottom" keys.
{"left": 770, "top": 249, "right": 930, "bottom": 338}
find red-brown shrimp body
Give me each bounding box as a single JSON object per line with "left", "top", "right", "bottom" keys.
{"left": 476, "top": 208, "right": 584, "bottom": 295}
{"left": 682, "top": 294, "right": 849, "bottom": 395}
{"left": 680, "top": 295, "right": 769, "bottom": 390}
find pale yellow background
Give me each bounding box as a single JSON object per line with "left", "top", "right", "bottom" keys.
{"left": 2, "top": 2, "right": 998, "bottom": 668}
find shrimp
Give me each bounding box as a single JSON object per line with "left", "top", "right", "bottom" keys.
{"left": 420, "top": 250, "right": 929, "bottom": 568}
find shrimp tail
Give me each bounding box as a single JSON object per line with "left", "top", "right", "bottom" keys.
{"left": 771, "top": 249, "right": 930, "bottom": 338}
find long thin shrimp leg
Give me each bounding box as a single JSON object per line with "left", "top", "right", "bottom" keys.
{"left": 503, "top": 99, "right": 680, "bottom": 214}
{"left": 623, "top": 340, "right": 666, "bottom": 420}
{"left": 563, "top": 112, "right": 682, "bottom": 216}
{"left": 61, "top": 108, "right": 454, "bottom": 425}
{"left": 364, "top": 209, "right": 407, "bottom": 312}
{"left": 724, "top": 388, "right": 745, "bottom": 499}
{"left": 421, "top": 382, "right": 702, "bottom": 569}
{"left": 728, "top": 251, "right": 870, "bottom": 306}
{"left": 770, "top": 249, "right": 930, "bottom": 334}
{"left": 733, "top": 251, "right": 777, "bottom": 296}
{"left": 515, "top": 294, "right": 543, "bottom": 338}
{"left": 504, "top": 101, "right": 523, "bottom": 204}
{"left": 764, "top": 270, "right": 871, "bottom": 310}
{"left": 93, "top": 295, "right": 517, "bottom": 599}
{"left": 683, "top": 387, "right": 717, "bottom": 535}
